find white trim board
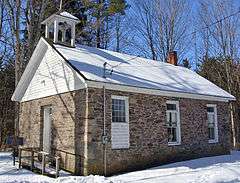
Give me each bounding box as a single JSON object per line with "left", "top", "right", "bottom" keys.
{"left": 207, "top": 104, "right": 219, "bottom": 143}
{"left": 166, "top": 100, "right": 181, "bottom": 146}
{"left": 11, "top": 38, "right": 49, "bottom": 102}
{"left": 86, "top": 80, "right": 233, "bottom": 102}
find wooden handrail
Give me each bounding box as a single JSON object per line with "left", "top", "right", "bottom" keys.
{"left": 52, "top": 148, "right": 83, "bottom": 158}
{"left": 19, "top": 147, "right": 41, "bottom": 153}
{"left": 19, "top": 147, "right": 60, "bottom": 178}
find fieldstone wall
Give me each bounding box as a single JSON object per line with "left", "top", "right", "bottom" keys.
{"left": 19, "top": 87, "right": 231, "bottom": 176}
{"left": 86, "top": 88, "right": 231, "bottom": 176}
{"left": 19, "top": 90, "right": 86, "bottom": 173}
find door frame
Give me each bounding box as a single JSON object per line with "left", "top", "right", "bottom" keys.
{"left": 42, "top": 105, "right": 52, "bottom": 153}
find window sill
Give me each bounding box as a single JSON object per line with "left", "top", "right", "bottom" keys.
{"left": 208, "top": 140, "right": 218, "bottom": 144}
{"left": 111, "top": 147, "right": 129, "bottom": 150}
{"left": 168, "top": 142, "right": 181, "bottom": 146}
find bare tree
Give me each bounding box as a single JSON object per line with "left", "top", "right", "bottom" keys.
{"left": 115, "top": 14, "right": 121, "bottom": 52}
{"left": 130, "top": 0, "right": 191, "bottom": 62}
{"left": 129, "top": 0, "right": 158, "bottom": 59}
{"left": 6, "top": 0, "right": 22, "bottom": 137}
{"left": 105, "top": 12, "right": 132, "bottom": 53}
{"left": 24, "top": 0, "right": 49, "bottom": 62}
{"left": 198, "top": 0, "right": 240, "bottom": 148}
{"left": 198, "top": 0, "right": 240, "bottom": 59}
{"left": 155, "top": 0, "right": 191, "bottom": 62}
{"left": 6, "top": 0, "right": 22, "bottom": 86}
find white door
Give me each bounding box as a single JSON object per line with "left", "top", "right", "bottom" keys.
{"left": 43, "top": 106, "right": 52, "bottom": 153}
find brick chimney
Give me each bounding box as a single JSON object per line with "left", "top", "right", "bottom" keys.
{"left": 167, "top": 51, "right": 178, "bottom": 66}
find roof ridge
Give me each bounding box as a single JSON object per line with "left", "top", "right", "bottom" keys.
{"left": 74, "top": 43, "right": 180, "bottom": 68}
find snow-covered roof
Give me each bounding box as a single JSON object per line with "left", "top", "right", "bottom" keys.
{"left": 59, "top": 11, "right": 79, "bottom": 20}
{"left": 41, "top": 11, "right": 79, "bottom": 24}
{"left": 54, "top": 44, "right": 235, "bottom": 100}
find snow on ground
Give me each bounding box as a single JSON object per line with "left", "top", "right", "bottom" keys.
{"left": 110, "top": 151, "right": 240, "bottom": 183}
{"left": 1, "top": 151, "right": 240, "bottom": 183}
{"left": 0, "top": 152, "right": 52, "bottom": 183}
{"left": 0, "top": 152, "right": 107, "bottom": 183}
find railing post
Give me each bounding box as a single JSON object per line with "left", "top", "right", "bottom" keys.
{"left": 42, "top": 153, "right": 46, "bottom": 175}
{"left": 55, "top": 156, "right": 60, "bottom": 178}
{"left": 13, "top": 147, "right": 16, "bottom": 166}
{"left": 18, "top": 148, "right": 22, "bottom": 169}
{"left": 30, "top": 150, "right": 34, "bottom": 171}
{"left": 65, "top": 152, "right": 67, "bottom": 170}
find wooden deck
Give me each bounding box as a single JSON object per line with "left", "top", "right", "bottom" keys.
{"left": 18, "top": 147, "right": 60, "bottom": 178}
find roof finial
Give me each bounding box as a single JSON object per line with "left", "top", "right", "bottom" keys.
{"left": 59, "top": 0, "right": 63, "bottom": 11}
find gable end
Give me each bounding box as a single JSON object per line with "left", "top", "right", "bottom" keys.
{"left": 12, "top": 38, "right": 86, "bottom": 102}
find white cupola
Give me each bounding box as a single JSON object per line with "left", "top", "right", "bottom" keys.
{"left": 41, "top": 11, "right": 80, "bottom": 47}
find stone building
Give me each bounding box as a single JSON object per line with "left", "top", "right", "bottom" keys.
{"left": 12, "top": 11, "right": 235, "bottom": 176}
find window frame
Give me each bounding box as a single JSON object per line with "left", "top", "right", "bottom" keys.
{"left": 111, "top": 95, "right": 129, "bottom": 123}
{"left": 207, "top": 104, "right": 219, "bottom": 143}
{"left": 111, "top": 95, "right": 129, "bottom": 149}
{"left": 166, "top": 100, "right": 181, "bottom": 146}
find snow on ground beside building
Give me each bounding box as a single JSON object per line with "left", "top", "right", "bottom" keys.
{"left": 110, "top": 151, "right": 240, "bottom": 183}
{"left": 0, "top": 152, "right": 108, "bottom": 183}
{"left": 1, "top": 151, "right": 240, "bottom": 183}
{"left": 0, "top": 152, "right": 52, "bottom": 183}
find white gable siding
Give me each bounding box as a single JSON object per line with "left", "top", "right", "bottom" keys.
{"left": 21, "top": 47, "right": 85, "bottom": 102}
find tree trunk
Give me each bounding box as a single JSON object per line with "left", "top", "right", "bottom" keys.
{"left": 115, "top": 15, "right": 120, "bottom": 52}
{"left": 96, "top": 0, "right": 102, "bottom": 48}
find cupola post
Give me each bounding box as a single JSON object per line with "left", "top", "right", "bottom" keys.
{"left": 71, "top": 23, "right": 76, "bottom": 47}
{"left": 45, "top": 23, "right": 49, "bottom": 39}
{"left": 53, "top": 19, "right": 59, "bottom": 43}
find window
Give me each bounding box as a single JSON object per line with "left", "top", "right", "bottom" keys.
{"left": 112, "top": 98, "right": 127, "bottom": 123}
{"left": 111, "top": 96, "right": 129, "bottom": 149}
{"left": 207, "top": 104, "right": 218, "bottom": 143}
{"left": 166, "top": 101, "right": 181, "bottom": 145}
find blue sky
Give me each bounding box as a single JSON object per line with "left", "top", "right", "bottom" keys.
{"left": 122, "top": 0, "right": 240, "bottom": 69}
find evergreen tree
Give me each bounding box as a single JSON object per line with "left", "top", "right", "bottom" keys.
{"left": 198, "top": 56, "right": 240, "bottom": 145}
{"left": 82, "top": 0, "right": 129, "bottom": 48}
{"left": 0, "top": 60, "right": 15, "bottom": 147}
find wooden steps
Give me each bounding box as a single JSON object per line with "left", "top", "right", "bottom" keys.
{"left": 18, "top": 147, "right": 60, "bottom": 178}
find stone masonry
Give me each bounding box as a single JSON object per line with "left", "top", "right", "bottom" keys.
{"left": 19, "top": 87, "right": 231, "bottom": 175}
{"left": 86, "top": 88, "right": 231, "bottom": 175}
{"left": 19, "top": 90, "right": 86, "bottom": 173}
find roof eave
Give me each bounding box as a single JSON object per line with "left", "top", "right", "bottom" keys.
{"left": 11, "top": 37, "right": 50, "bottom": 102}
{"left": 41, "top": 14, "right": 80, "bottom": 25}
{"left": 86, "top": 80, "right": 235, "bottom": 102}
